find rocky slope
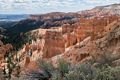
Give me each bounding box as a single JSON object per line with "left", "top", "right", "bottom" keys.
{"left": 7, "top": 12, "right": 80, "bottom": 34}
{"left": 0, "top": 40, "right": 12, "bottom": 69}
{"left": 62, "top": 19, "right": 120, "bottom": 65}
{"left": 18, "top": 15, "right": 119, "bottom": 68}
{"left": 0, "top": 3, "right": 120, "bottom": 79}
{"left": 4, "top": 14, "right": 119, "bottom": 79}
{"left": 79, "top": 3, "right": 120, "bottom": 18}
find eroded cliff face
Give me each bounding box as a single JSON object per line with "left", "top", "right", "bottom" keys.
{"left": 0, "top": 40, "right": 12, "bottom": 69}
{"left": 18, "top": 15, "right": 120, "bottom": 70}
{"left": 62, "top": 19, "right": 120, "bottom": 65}
{"left": 0, "top": 4, "right": 120, "bottom": 79}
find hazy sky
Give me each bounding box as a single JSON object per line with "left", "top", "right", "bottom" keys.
{"left": 0, "top": 0, "right": 120, "bottom": 14}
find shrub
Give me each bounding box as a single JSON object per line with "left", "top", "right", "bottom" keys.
{"left": 64, "top": 63, "right": 98, "bottom": 80}
{"left": 26, "top": 60, "right": 54, "bottom": 80}
{"left": 0, "top": 69, "right": 5, "bottom": 80}
{"left": 65, "top": 71, "right": 83, "bottom": 80}
{"left": 51, "top": 71, "right": 62, "bottom": 80}
{"left": 57, "top": 59, "right": 69, "bottom": 77}
{"left": 20, "top": 59, "right": 120, "bottom": 80}
{"left": 95, "top": 66, "right": 120, "bottom": 80}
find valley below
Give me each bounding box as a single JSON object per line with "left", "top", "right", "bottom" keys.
{"left": 0, "top": 3, "right": 120, "bottom": 80}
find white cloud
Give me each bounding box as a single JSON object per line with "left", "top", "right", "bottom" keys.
{"left": 0, "top": 0, "right": 120, "bottom": 14}
{"left": 82, "top": 0, "right": 120, "bottom": 4}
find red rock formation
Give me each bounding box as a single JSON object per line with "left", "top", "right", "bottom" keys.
{"left": 0, "top": 41, "right": 13, "bottom": 69}
{"left": 61, "top": 17, "right": 120, "bottom": 65}
{"left": 42, "top": 29, "right": 65, "bottom": 58}
{"left": 19, "top": 15, "right": 120, "bottom": 71}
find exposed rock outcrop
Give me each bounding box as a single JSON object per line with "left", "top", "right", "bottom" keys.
{"left": 18, "top": 15, "right": 120, "bottom": 69}
{"left": 79, "top": 3, "right": 120, "bottom": 18}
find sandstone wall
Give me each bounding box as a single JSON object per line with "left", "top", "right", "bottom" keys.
{"left": 21, "top": 15, "right": 120, "bottom": 67}
{"left": 42, "top": 30, "right": 65, "bottom": 58}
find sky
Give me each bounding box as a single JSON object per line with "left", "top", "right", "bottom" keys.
{"left": 0, "top": 0, "right": 120, "bottom": 14}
